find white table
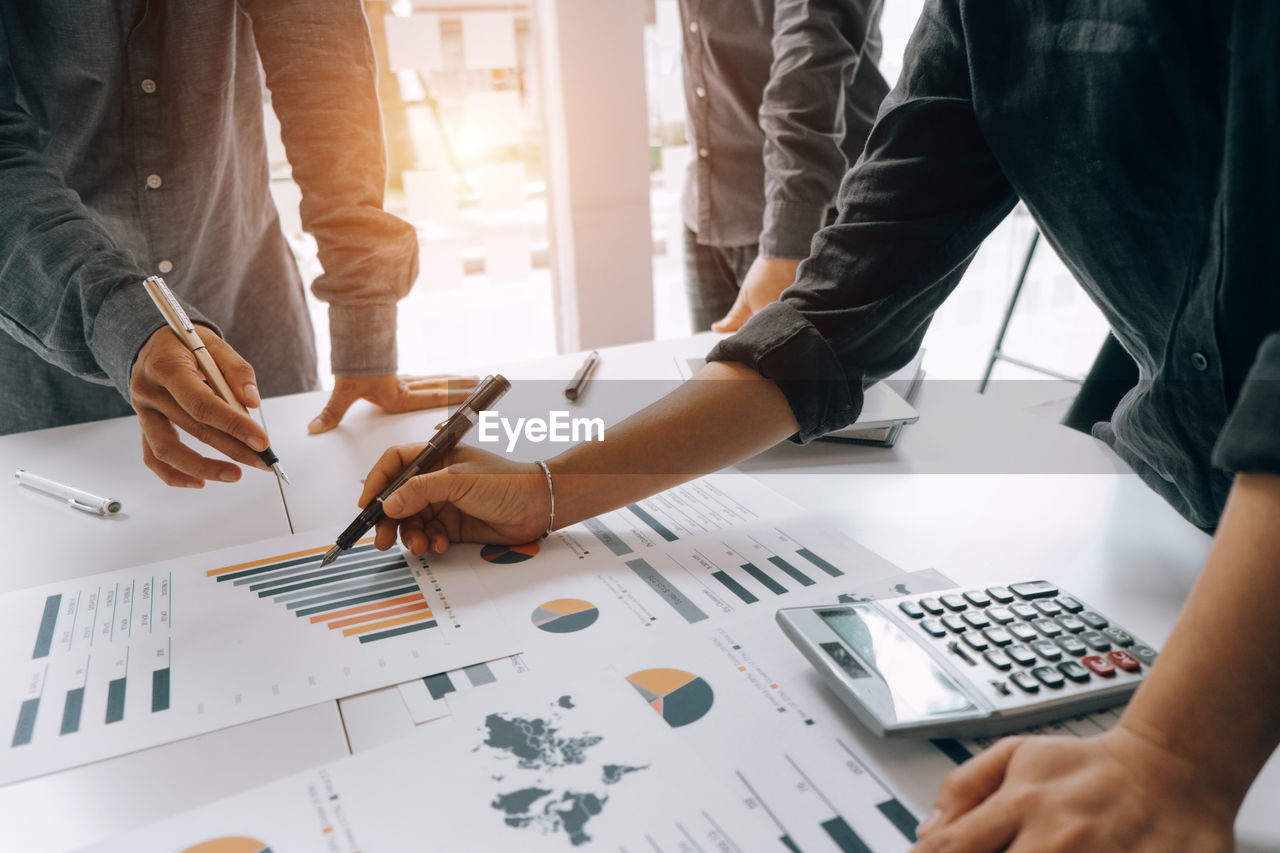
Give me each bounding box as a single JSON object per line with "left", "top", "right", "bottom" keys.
{"left": 1, "top": 333, "right": 1275, "bottom": 851}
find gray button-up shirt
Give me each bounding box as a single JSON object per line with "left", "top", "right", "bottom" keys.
{"left": 712, "top": 0, "right": 1280, "bottom": 530}
{"left": 0, "top": 1, "right": 418, "bottom": 433}
{"left": 679, "top": 0, "right": 888, "bottom": 258}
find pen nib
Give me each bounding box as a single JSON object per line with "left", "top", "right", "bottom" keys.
{"left": 319, "top": 545, "right": 342, "bottom": 567}
{"left": 272, "top": 463, "right": 291, "bottom": 485}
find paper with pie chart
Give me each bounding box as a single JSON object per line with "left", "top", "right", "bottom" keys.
{"left": 0, "top": 531, "right": 517, "bottom": 785}
{"left": 398, "top": 474, "right": 907, "bottom": 722}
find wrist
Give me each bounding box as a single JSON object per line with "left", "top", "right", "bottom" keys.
{"left": 1111, "top": 717, "right": 1242, "bottom": 824}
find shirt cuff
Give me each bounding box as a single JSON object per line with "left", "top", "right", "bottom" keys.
{"left": 328, "top": 302, "right": 398, "bottom": 377}
{"left": 1212, "top": 332, "right": 1280, "bottom": 475}
{"left": 760, "top": 200, "right": 828, "bottom": 260}
{"left": 706, "top": 301, "right": 862, "bottom": 443}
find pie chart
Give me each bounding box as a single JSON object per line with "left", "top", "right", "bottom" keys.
{"left": 531, "top": 598, "right": 600, "bottom": 633}
{"left": 626, "top": 668, "right": 714, "bottom": 727}
{"left": 181, "top": 838, "right": 272, "bottom": 853}
{"left": 480, "top": 542, "right": 540, "bottom": 564}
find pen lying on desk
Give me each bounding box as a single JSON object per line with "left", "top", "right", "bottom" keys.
{"left": 319, "top": 374, "right": 511, "bottom": 567}
{"left": 141, "top": 275, "right": 289, "bottom": 484}
{"left": 15, "top": 469, "right": 122, "bottom": 515}
{"left": 564, "top": 350, "right": 599, "bottom": 401}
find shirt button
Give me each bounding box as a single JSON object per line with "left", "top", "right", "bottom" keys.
{"left": 688, "top": 20, "right": 699, "bottom": 33}
{"left": 695, "top": 86, "right": 706, "bottom": 98}
{"left": 157, "top": 260, "right": 174, "bottom": 274}
{"left": 146, "top": 174, "right": 163, "bottom": 189}
{"left": 1190, "top": 352, "right": 1209, "bottom": 372}
{"left": 141, "top": 78, "right": 157, "bottom": 94}
{"left": 698, "top": 148, "right": 709, "bottom": 158}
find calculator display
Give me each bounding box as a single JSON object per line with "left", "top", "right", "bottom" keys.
{"left": 820, "top": 606, "right": 975, "bottom": 719}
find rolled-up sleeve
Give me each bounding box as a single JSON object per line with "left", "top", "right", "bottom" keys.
{"left": 759, "top": 0, "right": 888, "bottom": 260}
{"left": 244, "top": 0, "right": 417, "bottom": 377}
{"left": 711, "top": 0, "right": 1018, "bottom": 442}
{"left": 1212, "top": 333, "right": 1280, "bottom": 475}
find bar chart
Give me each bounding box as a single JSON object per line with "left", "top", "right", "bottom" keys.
{"left": 555, "top": 479, "right": 864, "bottom": 630}
{"left": 206, "top": 540, "right": 438, "bottom": 644}
{"left": 6, "top": 570, "right": 174, "bottom": 776}
{"left": 0, "top": 531, "right": 518, "bottom": 786}
{"left": 399, "top": 655, "right": 531, "bottom": 723}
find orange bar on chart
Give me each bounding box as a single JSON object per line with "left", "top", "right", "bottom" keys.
{"left": 206, "top": 537, "right": 375, "bottom": 577}
{"left": 310, "top": 592, "right": 424, "bottom": 624}
{"left": 327, "top": 600, "right": 432, "bottom": 631}
{"left": 342, "top": 609, "right": 436, "bottom": 637}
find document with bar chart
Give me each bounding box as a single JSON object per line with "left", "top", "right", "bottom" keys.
{"left": 0, "top": 533, "right": 516, "bottom": 785}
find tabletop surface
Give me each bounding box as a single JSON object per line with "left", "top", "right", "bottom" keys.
{"left": 0, "top": 333, "right": 1274, "bottom": 851}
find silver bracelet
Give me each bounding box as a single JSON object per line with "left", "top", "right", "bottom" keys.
{"left": 535, "top": 460, "right": 555, "bottom": 538}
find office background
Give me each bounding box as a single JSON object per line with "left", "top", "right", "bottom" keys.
{"left": 265, "top": 0, "right": 1110, "bottom": 418}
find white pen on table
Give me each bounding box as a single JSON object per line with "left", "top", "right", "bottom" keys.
{"left": 14, "top": 469, "right": 122, "bottom": 515}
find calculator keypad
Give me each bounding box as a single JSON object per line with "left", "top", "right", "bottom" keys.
{"left": 900, "top": 580, "right": 1154, "bottom": 710}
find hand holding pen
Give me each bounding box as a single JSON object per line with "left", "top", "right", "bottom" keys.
{"left": 321, "top": 375, "right": 511, "bottom": 565}
{"left": 132, "top": 276, "right": 286, "bottom": 488}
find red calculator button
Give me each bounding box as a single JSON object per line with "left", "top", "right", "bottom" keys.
{"left": 1082, "top": 654, "right": 1116, "bottom": 677}
{"left": 1107, "top": 650, "right": 1142, "bottom": 672}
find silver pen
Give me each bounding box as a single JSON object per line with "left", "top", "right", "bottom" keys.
{"left": 141, "top": 276, "right": 289, "bottom": 484}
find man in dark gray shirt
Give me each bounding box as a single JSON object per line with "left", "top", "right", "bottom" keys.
{"left": 356, "top": 2, "right": 1279, "bottom": 848}
{"left": 0, "top": 1, "right": 467, "bottom": 486}
{"left": 678, "top": 0, "right": 889, "bottom": 331}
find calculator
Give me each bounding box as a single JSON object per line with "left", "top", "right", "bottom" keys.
{"left": 777, "top": 580, "right": 1158, "bottom": 739}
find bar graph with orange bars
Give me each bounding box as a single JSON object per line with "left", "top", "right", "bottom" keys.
{"left": 205, "top": 540, "right": 438, "bottom": 644}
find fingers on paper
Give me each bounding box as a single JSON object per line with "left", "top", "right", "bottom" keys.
{"left": 912, "top": 792, "right": 1021, "bottom": 853}
{"left": 309, "top": 386, "right": 360, "bottom": 435}
{"left": 916, "top": 736, "right": 1024, "bottom": 843}
{"left": 380, "top": 383, "right": 475, "bottom": 414}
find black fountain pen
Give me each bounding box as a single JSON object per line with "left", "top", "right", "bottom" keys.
{"left": 319, "top": 374, "right": 511, "bottom": 567}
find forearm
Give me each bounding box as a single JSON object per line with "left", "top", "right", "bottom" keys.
{"left": 719, "top": 0, "right": 1016, "bottom": 443}
{"left": 546, "top": 361, "right": 798, "bottom": 528}
{"left": 244, "top": 0, "right": 416, "bottom": 376}
{"left": 760, "top": 0, "right": 888, "bottom": 258}
{"left": 1120, "top": 472, "right": 1280, "bottom": 809}
{"left": 0, "top": 98, "right": 155, "bottom": 390}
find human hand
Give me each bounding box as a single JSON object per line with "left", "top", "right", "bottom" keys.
{"left": 307, "top": 374, "right": 479, "bottom": 434}
{"left": 130, "top": 325, "right": 271, "bottom": 487}
{"left": 359, "top": 444, "right": 550, "bottom": 555}
{"left": 912, "top": 726, "right": 1235, "bottom": 852}
{"left": 710, "top": 256, "right": 801, "bottom": 332}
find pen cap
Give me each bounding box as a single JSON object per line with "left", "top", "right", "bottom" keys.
{"left": 463, "top": 375, "right": 511, "bottom": 414}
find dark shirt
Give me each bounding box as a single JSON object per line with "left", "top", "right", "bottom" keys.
{"left": 679, "top": 0, "right": 889, "bottom": 257}
{"left": 712, "top": 0, "right": 1280, "bottom": 530}
{"left": 0, "top": 1, "right": 417, "bottom": 433}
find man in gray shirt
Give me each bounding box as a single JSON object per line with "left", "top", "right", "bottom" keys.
{"left": 678, "top": 0, "right": 889, "bottom": 332}
{"left": 0, "top": 1, "right": 466, "bottom": 486}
